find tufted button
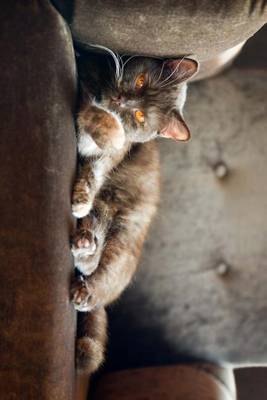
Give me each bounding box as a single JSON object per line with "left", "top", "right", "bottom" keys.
{"left": 214, "top": 161, "right": 228, "bottom": 179}
{"left": 215, "top": 262, "right": 230, "bottom": 276}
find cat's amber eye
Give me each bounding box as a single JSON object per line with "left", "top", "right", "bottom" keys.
{"left": 135, "top": 110, "right": 145, "bottom": 123}
{"left": 135, "top": 74, "right": 146, "bottom": 89}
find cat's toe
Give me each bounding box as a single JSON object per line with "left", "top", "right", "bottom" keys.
{"left": 77, "top": 238, "right": 91, "bottom": 249}
{"left": 71, "top": 230, "right": 97, "bottom": 256}
{"left": 76, "top": 337, "right": 104, "bottom": 374}
{"left": 72, "top": 202, "right": 91, "bottom": 218}
{"left": 71, "top": 230, "right": 99, "bottom": 275}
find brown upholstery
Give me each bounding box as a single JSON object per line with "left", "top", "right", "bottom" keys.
{"left": 0, "top": 1, "right": 77, "bottom": 398}
{"left": 0, "top": 1, "right": 266, "bottom": 399}
{"left": 91, "top": 365, "right": 236, "bottom": 400}
{"left": 54, "top": 0, "right": 267, "bottom": 60}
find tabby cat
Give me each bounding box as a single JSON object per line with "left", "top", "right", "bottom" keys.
{"left": 71, "top": 51, "right": 198, "bottom": 373}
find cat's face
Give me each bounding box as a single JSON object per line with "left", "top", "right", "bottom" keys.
{"left": 100, "top": 56, "right": 198, "bottom": 143}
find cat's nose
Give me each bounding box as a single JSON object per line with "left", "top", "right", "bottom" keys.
{"left": 111, "top": 95, "right": 126, "bottom": 106}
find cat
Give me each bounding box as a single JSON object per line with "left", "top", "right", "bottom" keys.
{"left": 72, "top": 52, "right": 198, "bottom": 220}
{"left": 71, "top": 51, "right": 198, "bottom": 374}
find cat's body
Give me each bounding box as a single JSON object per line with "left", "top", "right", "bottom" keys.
{"left": 73, "top": 140, "right": 159, "bottom": 373}
{"left": 71, "top": 51, "right": 198, "bottom": 373}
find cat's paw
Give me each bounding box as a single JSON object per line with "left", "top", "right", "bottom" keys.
{"left": 71, "top": 228, "right": 97, "bottom": 257}
{"left": 78, "top": 105, "right": 125, "bottom": 151}
{"left": 72, "top": 203, "right": 91, "bottom": 219}
{"left": 76, "top": 337, "right": 104, "bottom": 374}
{"left": 71, "top": 228, "right": 99, "bottom": 275}
{"left": 72, "top": 179, "right": 92, "bottom": 218}
{"left": 71, "top": 276, "right": 94, "bottom": 312}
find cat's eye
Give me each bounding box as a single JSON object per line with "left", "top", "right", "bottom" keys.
{"left": 135, "top": 110, "right": 145, "bottom": 123}
{"left": 135, "top": 74, "right": 146, "bottom": 90}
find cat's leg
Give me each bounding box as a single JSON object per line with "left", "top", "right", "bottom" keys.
{"left": 71, "top": 201, "right": 157, "bottom": 312}
{"left": 71, "top": 200, "right": 112, "bottom": 276}
{"left": 76, "top": 306, "right": 107, "bottom": 374}
{"left": 72, "top": 156, "right": 116, "bottom": 219}
{"left": 78, "top": 102, "right": 125, "bottom": 152}
{"left": 71, "top": 215, "right": 99, "bottom": 276}
{"left": 71, "top": 162, "right": 94, "bottom": 219}
{"left": 72, "top": 147, "right": 129, "bottom": 219}
{"left": 72, "top": 141, "right": 159, "bottom": 311}
{"left": 72, "top": 101, "right": 128, "bottom": 218}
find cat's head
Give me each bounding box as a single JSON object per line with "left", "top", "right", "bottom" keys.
{"left": 100, "top": 56, "right": 198, "bottom": 143}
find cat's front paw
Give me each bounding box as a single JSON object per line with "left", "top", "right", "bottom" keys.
{"left": 72, "top": 203, "right": 91, "bottom": 219}
{"left": 78, "top": 105, "right": 125, "bottom": 151}
{"left": 72, "top": 179, "right": 92, "bottom": 218}
{"left": 71, "top": 276, "right": 94, "bottom": 312}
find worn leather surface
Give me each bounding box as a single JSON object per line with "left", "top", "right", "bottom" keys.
{"left": 91, "top": 365, "right": 236, "bottom": 400}
{"left": 53, "top": 0, "right": 267, "bottom": 61}
{"left": 0, "top": 1, "right": 77, "bottom": 398}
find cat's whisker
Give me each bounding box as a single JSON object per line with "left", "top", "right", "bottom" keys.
{"left": 121, "top": 55, "right": 138, "bottom": 69}
{"left": 116, "top": 55, "right": 134, "bottom": 85}
{"left": 121, "top": 55, "right": 145, "bottom": 76}
{"left": 107, "top": 58, "right": 117, "bottom": 79}
{"left": 154, "top": 62, "right": 165, "bottom": 85}
{"left": 88, "top": 43, "right": 122, "bottom": 81}
{"left": 158, "top": 75, "right": 185, "bottom": 88}
{"left": 158, "top": 56, "right": 186, "bottom": 87}
{"left": 116, "top": 54, "right": 127, "bottom": 85}
{"left": 118, "top": 53, "right": 124, "bottom": 70}
{"left": 116, "top": 52, "right": 124, "bottom": 79}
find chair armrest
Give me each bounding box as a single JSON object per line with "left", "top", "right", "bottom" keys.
{"left": 0, "top": 2, "right": 77, "bottom": 398}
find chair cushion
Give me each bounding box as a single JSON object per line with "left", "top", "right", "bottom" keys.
{"left": 53, "top": 0, "right": 267, "bottom": 60}
{"left": 106, "top": 65, "right": 267, "bottom": 369}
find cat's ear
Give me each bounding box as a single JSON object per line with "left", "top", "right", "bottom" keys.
{"left": 164, "top": 58, "right": 198, "bottom": 83}
{"left": 160, "top": 110, "right": 191, "bottom": 142}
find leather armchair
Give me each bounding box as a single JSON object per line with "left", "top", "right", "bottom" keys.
{"left": 0, "top": 1, "right": 266, "bottom": 399}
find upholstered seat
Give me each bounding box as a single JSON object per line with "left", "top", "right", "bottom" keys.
{"left": 0, "top": 1, "right": 266, "bottom": 399}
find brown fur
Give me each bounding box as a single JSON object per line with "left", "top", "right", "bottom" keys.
{"left": 78, "top": 104, "right": 123, "bottom": 150}
{"left": 71, "top": 52, "right": 197, "bottom": 374}
{"left": 76, "top": 308, "right": 107, "bottom": 373}
{"left": 72, "top": 142, "right": 159, "bottom": 373}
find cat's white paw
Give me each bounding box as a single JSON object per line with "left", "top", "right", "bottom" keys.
{"left": 71, "top": 228, "right": 99, "bottom": 275}
{"left": 71, "top": 241, "right": 96, "bottom": 258}
{"left": 72, "top": 202, "right": 91, "bottom": 218}
{"left": 74, "top": 302, "right": 93, "bottom": 312}
{"left": 71, "top": 232, "right": 97, "bottom": 258}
